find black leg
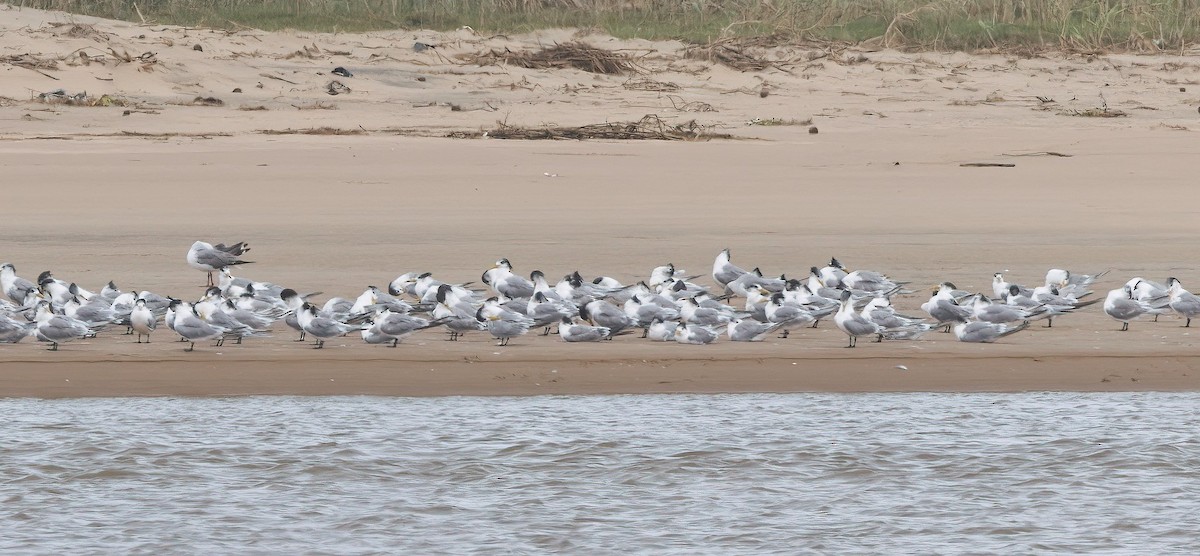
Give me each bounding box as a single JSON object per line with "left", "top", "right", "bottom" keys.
{"left": 185, "top": 342, "right": 195, "bottom": 352}
{"left": 390, "top": 339, "right": 398, "bottom": 348}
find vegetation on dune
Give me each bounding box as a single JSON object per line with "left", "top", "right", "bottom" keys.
{"left": 12, "top": 0, "right": 1200, "bottom": 51}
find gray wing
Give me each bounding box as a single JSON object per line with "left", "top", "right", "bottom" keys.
{"left": 1106, "top": 299, "right": 1145, "bottom": 321}
{"left": 194, "top": 247, "right": 245, "bottom": 269}
{"left": 842, "top": 315, "right": 880, "bottom": 336}
{"left": 307, "top": 316, "right": 353, "bottom": 338}
{"left": 564, "top": 325, "right": 607, "bottom": 342}
{"left": 175, "top": 316, "right": 223, "bottom": 340}
{"left": 1172, "top": 294, "right": 1200, "bottom": 317}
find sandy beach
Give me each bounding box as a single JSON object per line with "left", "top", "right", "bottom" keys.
{"left": 2, "top": 6, "right": 1200, "bottom": 396}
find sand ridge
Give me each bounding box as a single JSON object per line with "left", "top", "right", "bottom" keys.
{"left": 2, "top": 7, "right": 1200, "bottom": 396}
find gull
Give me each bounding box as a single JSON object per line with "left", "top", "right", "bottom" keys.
{"left": 954, "top": 321, "right": 1029, "bottom": 343}
{"left": 361, "top": 309, "right": 442, "bottom": 347}
{"left": 63, "top": 295, "right": 119, "bottom": 333}
{"left": 37, "top": 272, "right": 73, "bottom": 306}
{"left": 646, "top": 318, "right": 679, "bottom": 342}
{"left": 727, "top": 318, "right": 784, "bottom": 342}
{"left": 130, "top": 298, "right": 156, "bottom": 343}
{"left": 223, "top": 300, "right": 276, "bottom": 334}
{"left": 712, "top": 248, "right": 748, "bottom": 289}
{"left": 169, "top": 300, "right": 228, "bottom": 351}
{"left": 475, "top": 297, "right": 534, "bottom": 346}
{"left": 580, "top": 299, "right": 635, "bottom": 338}
{"left": 1029, "top": 284, "right": 1102, "bottom": 327}
{"left": 0, "top": 312, "right": 33, "bottom": 343}
{"left": 1126, "top": 277, "right": 1172, "bottom": 321}
{"left": 920, "top": 287, "right": 972, "bottom": 331}
{"left": 432, "top": 284, "right": 485, "bottom": 341}
{"left": 590, "top": 276, "right": 638, "bottom": 304}
{"left": 839, "top": 266, "right": 908, "bottom": 296}
{"left": 819, "top": 258, "right": 848, "bottom": 288}
{"left": 725, "top": 268, "right": 786, "bottom": 298}
{"left": 765, "top": 293, "right": 833, "bottom": 337}
{"left": 971, "top": 294, "right": 1048, "bottom": 324}
{"left": 624, "top": 295, "right": 680, "bottom": 336}
{"left": 1, "top": 263, "right": 37, "bottom": 304}
{"left": 298, "top": 302, "right": 357, "bottom": 349}
{"left": 993, "top": 272, "right": 1032, "bottom": 300}
{"left": 860, "top": 297, "right": 932, "bottom": 340}
{"left": 674, "top": 323, "right": 720, "bottom": 345}
{"left": 677, "top": 296, "right": 737, "bottom": 326}
{"left": 1046, "top": 268, "right": 1109, "bottom": 290}
{"left": 482, "top": 258, "right": 534, "bottom": 299}
{"left": 1104, "top": 285, "right": 1154, "bottom": 331}
{"left": 32, "top": 300, "right": 91, "bottom": 351}
{"left": 558, "top": 317, "right": 611, "bottom": 342}
{"left": 835, "top": 290, "right": 884, "bottom": 348}
{"left": 527, "top": 291, "right": 576, "bottom": 335}
{"left": 187, "top": 241, "right": 253, "bottom": 287}
{"left": 1167, "top": 278, "right": 1200, "bottom": 327}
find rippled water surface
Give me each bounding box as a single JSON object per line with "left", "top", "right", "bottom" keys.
{"left": 3, "top": 393, "right": 1199, "bottom": 553}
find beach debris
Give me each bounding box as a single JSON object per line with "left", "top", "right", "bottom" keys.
{"left": 332, "top": 66, "right": 353, "bottom": 78}
{"left": 960, "top": 162, "right": 1016, "bottom": 167}
{"left": 44, "top": 22, "right": 110, "bottom": 42}
{"left": 193, "top": 44, "right": 203, "bottom": 52}
{"left": 2, "top": 54, "right": 60, "bottom": 71}
{"left": 469, "top": 114, "right": 732, "bottom": 141}
{"left": 462, "top": 42, "right": 636, "bottom": 75}
{"left": 326, "top": 81, "right": 351, "bottom": 95}
{"left": 623, "top": 78, "right": 680, "bottom": 92}
{"left": 413, "top": 42, "right": 436, "bottom": 52}
{"left": 808, "top": 126, "right": 819, "bottom": 134}
{"left": 232, "top": 87, "right": 242, "bottom": 93}
{"left": 684, "top": 38, "right": 779, "bottom": 72}
{"left": 1062, "top": 107, "right": 1127, "bottom": 118}
{"left": 260, "top": 127, "right": 364, "bottom": 136}
{"left": 191, "top": 96, "right": 225, "bottom": 107}
{"left": 746, "top": 117, "right": 812, "bottom": 126}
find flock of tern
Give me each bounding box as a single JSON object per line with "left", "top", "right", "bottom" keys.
{"left": 1, "top": 242, "right": 1198, "bottom": 351}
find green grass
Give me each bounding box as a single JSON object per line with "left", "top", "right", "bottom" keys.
{"left": 12, "top": 0, "right": 1200, "bottom": 50}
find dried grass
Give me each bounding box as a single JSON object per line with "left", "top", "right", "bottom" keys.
{"left": 260, "top": 127, "right": 364, "bottom": 135}
{"left": 463, "top": 42, "right": 636, "bottom": 74}
{"left": 474, "top": 114, "right": 732, "bottom": 141}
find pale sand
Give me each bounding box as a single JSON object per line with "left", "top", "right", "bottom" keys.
{"left": 2, "top": 7, "right": 1200, "bottom": 396}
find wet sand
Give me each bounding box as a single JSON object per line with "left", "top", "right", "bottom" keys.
{"left": 2, "top": 7, "right": 1199, "bottom": 396}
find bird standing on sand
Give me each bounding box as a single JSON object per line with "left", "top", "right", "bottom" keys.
{"left": 475, "top": 297, "right": 534, "bottom": 346}
{"left": 0, "top": 263, "right": 36, "bottom": 305}
{"left": 1104, "top": 285, "right": 1152, "bottom": 331}
{"left": 298, "top": 302, "right": 357, "bottom": 349}
{"left": 33, "top": 300, "right": 91, "bottom": 351}
{"left": 187, "top": 241, "right": 252, "bottom": 287}
{"left": 130, "top": 298, "right": 156, "bottom": 343}
{"left": 953, "top": 321, "right": 1029, "bottom": 343}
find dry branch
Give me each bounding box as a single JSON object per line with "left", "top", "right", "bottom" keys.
{"left": 462, "top": 42, "right": 635, "bottom": 75}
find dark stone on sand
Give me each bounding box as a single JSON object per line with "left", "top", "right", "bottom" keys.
{"left": 232, "top": 88, "right": 242, "bottom": 93}
{"left": 193, "top": 44, "right": 203, "bottom": 52}
{"left": 417, "top": 76, "right": 426, "bottom": 82}
{"left": 808, "top": 126, "right": 819, "bottom": 134}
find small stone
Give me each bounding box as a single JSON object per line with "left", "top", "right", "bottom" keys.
{"left": 417, "top": 76, "right": 426, "bottom": 82}
{"left": 232, "top": 87, "right": 242, "bottom": 93}
{"left": 193, "top": 44, "right": 203, "bottom": 52}
{"left": 1180, "top": 87, "right": 1186, "bottom": 92}
{"left": 759, "top": 86, "right": 769, "bottom": 98}
{"left": 808, "top": 126, "right": 819, "bottom": 134}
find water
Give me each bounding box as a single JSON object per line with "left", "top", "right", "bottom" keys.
{"left": 2, "top": 393, "right": 1199, "bottom": 554}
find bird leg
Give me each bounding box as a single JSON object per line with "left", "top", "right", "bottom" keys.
{"left": 1045, "top": 317, "right": 1053, "bottom": 328}
{"left": 47, "top": 342, "right": 58, "bottom": 351}
{"left": 780, "top": 330, "right": 789, "bottom": 339}
{"left": 390, "top": 339, "right": 398, "bottom": 348}
{"left": 314, "top": 339, "right": 324, "bottom": 349}
{"left": 1121, "top": 323, "right": 1129, "bottom": 331}
{"left": 185, "top": 342, "right": 195, "bottom": 352}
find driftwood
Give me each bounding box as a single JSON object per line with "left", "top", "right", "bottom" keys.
{"left": 463, "top": 42, "right": 635, "bottom": 75}
{"left": 469, "top": 114, "right": 732, "bottom": 141}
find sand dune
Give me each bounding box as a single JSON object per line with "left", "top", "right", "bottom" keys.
{"left": 2, "top": 6, "right": 1200, "bottom": 396}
